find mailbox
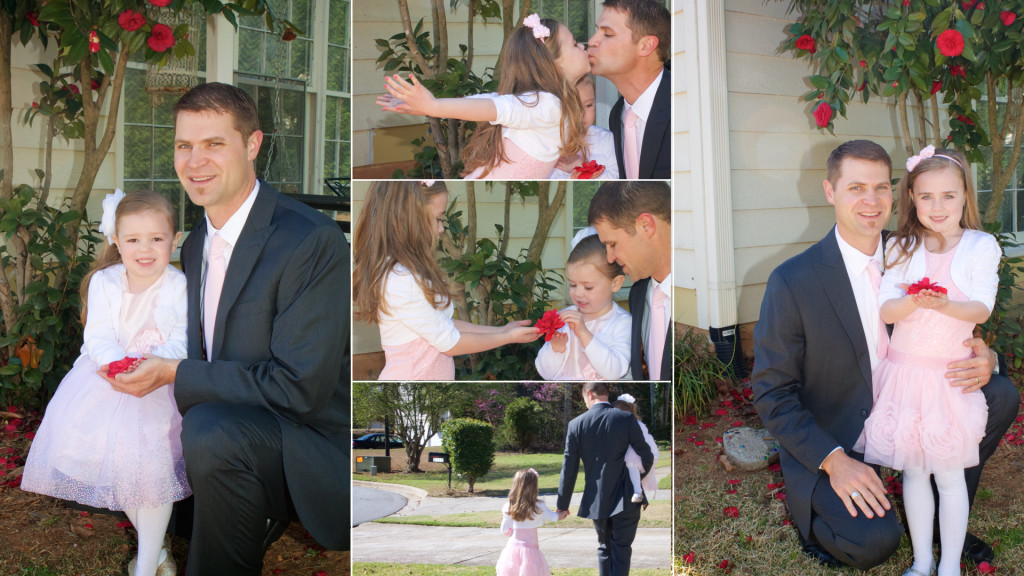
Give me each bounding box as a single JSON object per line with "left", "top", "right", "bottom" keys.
{"left": 428, "top": 452, "right": 450, "bottom": 464}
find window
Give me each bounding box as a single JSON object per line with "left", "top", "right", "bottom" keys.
{"left": 323, "top": 0, "right": 351, "bottom": 194}
{"left": 975, "top": 96, "right": 1024, "bottom": 244}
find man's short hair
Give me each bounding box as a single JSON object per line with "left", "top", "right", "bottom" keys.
{"left": 602, "top": 0, "right": 671, "bottom": 62}
{"left": 583, "top": 382, "right": 610, "bottom": 397}
{"left": 826, "top": 140, "right": 892, "bottom": 185}
{"left": 173, "top": 82, "right": 260, "bottom": 141}
{"left": 588, "top": 181, "right": 671, "bottom": 233}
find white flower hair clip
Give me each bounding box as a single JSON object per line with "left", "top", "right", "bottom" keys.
{"left": 617, "top": 393, "right": 637, "bottom": 404}
{"left": 570, "top": 226, "right": 597, "bottom": 250}
{"left": 99, "top": 189, "right": 125, "bottom": 245}
{"left": 523, "top": 14, "right": 550, "bottom": 40}
{"left": 421, "top": 180, "right": 436, "bottom": 187}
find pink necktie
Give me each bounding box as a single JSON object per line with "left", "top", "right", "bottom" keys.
{"left": 648, "top": 287, "right": 668, "bottom": 380}
{"left": 204, "top": 234, "right": 229, "bottom": 360}
{"left": 866, "top": 259, "right": 889, "bottom": 359}
{"left": 624, "top": 108, "right": 640, "bottom": 179}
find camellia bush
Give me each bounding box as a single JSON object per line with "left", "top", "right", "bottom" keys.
{"left": 441, "top": 417, "right": 494, "bottom": 493}
{"left": 779, "top": 0, "right": 1024, "bottom": 223}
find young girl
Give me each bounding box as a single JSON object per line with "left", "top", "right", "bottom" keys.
{"left": 549, "top": 75, "right": 619, "bottom": 179}
{"left": 353, "top": 181, "right": 542, "bottom": 380}
{"left": 376, "top": 15, "right": 589, "bottom": 179}
{"left": 860, "top": 146, "right": 999, "bottom": 576}
{"left": 535, "top": 228, "right": 631, "bottom": 380}
{"left": 496, "top": 468, "right": 560, "bottom": 576}
{"left": 22, "top": 190, "right": 190, "bottom": 576}
{"left": 613, "top": 394, "right": 660, "bottom": 503}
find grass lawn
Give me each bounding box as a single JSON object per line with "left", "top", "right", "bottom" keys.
{"left": 675, "top": 390, "right": 1024, "bottom": 575}
{"left": 354, "top": 563, "right": 671, "bottom": 575}
{"left": 374, "top": 500, "right": 671, "bottom": 529}
{"left": 355, "top": 450, "right": 673, "bottom": 498}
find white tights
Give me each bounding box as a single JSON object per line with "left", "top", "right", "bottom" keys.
{"left": 627, "top": 464, "right": 642, "bottom": 495}
{"left": 124, "top": 503, "right": 173, "bottom": 576}
{"left": 902, "top": 468, "right": 968, "bottom": 576}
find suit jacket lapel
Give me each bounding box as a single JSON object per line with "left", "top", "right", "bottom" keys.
{"left": 813, "top": 228, "right": 872, "bottom": 388}
{"left": 183, "top": 220, "right": 207, "bottom": 360}
{"left": 610, "top": 97, "right": 626, "bottom": 178}
{"left": 210, "top": 183, "right": 277, "bottom": 360}
{"left": 639, "top": 68, "right": 669, "bottom": 178}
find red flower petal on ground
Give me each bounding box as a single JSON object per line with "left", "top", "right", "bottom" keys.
{"left": 728, "top": 479, "right": 741, "bottom": 485}
{"left": 84, "top": 523, "right": 93, "bottom": 529}
{"left": 1001, "top": 11, "right": 1016, "bottom": 25}
{"left": 118, "top": 9, "right": 146, "bottom": 32}
{"left": 684, "top": 416, "right": 697, "bottom": 426}
{"left": 26, "top": 12, "right": 39, "bottom": 26}
{"left": 815, "top": 101, "right": 831, "bottom": 127}
{"left": 148, "top": 23, "right": 175, "bottom": 52}
{"left": 716, "top": 408, "right": 729, "bottom": 416}
{"left": 775, "top": 492, "right": 787, "bottom": 500}
{"left": 702, "top": 422, "right": 715, "bottom": 429}
{"left": 683, "top": 551, "right": 695, "bottom": 563}
{"left": 314, "top": 572, "right": 327, "bottom": 576}
{"left": 906, "top": 277, "right": 948, "bottom": 295}
{"left": 937, "top": 29, "right": 965, "bottom": 57}
{"left": 978, "top": 561, "right": 996, "bottom": 574}
{"left": 80, "top": 512, "right": 89, "bottom": 517}
{"left": 725, "top": 489, "right": 737, "bottom": 494}
{"left": 88, "top": 31, "right": 100, "bottom": 53}
{"left": 535, "top": 310, "right": 565, "bottom": 342}
{"left": 718, "top": 559, "right": 730, "bottom": 569}
{"left": 117, "top": 520, "right": 133, "bottom": 528}
{"left": 723, "top": 506, "right": 739, "bottom": 518}
{"left": 694, "top": 441, "right": 705, "bottom": 447}
{"left": 768, "top": 463, "right": 781, "bottom": 472}
{"left": 742, "top": 387, "right": 753, "bottom": 399}
{"left": 731, "top": 421, "right": 743, "bottom": 427}
{"left": 795, "top": 34, "right": 816, "bottom": 53}
{"left": 931, "top": 80, "right": 942, "bottom": 94}
{"left": 782, "top": 518, "right": 792, "bottom": 526}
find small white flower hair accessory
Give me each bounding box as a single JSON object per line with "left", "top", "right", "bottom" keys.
{"left": 571, "top": 226, "right": 597, "bottom": 250}
{"left": 905, "top": 145, "right": 935, "bottom": 172}
{"left": 421, "top": 180, "right": 436, "bottom": 187}
{"left": 99, "top": 189, "right": 125, "bottom": 245}
{"left": 523, "top": 14, "right": 550, "bottom": 40}
{"left": 617, "top": 393, "right": 637, "bottom": 404}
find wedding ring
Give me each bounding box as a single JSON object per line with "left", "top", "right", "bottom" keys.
{"left": 975, "top": 377, "right": 980, "bottom": 385}
{"left": 850, "top": 490, "right": 862, "bottom": 499}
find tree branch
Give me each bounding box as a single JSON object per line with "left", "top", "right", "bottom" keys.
{"left": 897, "top": 91, "right": 913, "bottom": 158}
{"left": 397, "top": 0, "right": 435, "bottom": 77}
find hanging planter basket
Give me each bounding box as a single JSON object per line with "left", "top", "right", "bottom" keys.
{"left": 145, "top": 6, "right": 204, "bottom": 107}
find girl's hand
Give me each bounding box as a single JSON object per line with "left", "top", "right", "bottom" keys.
{"left": 377, "top": 74, "right": 437, "bottom": 116}
{"left": 504, "top": 319, "right": 533, "bottom": 332}
{"left": 911, "top": 289, "right": 948, "bottom": 310}
{"left": 507, "top": 324, "right": 543, "bottom": 344}
{"left": 560, "top": 310, "right": 593, "bottom": 346}
{"left": 550, "top": 331, "right": 568, "bottom": 353}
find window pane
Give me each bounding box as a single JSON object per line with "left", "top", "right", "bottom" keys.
{"left": 124, "top": 126, "right": 152, "bottom": 180}
{"left": 327, "top": 46, "right": 349, "bottom": 93}
{"left": 238, "top": 28, "right": 264, "bottom": 75}
{"left": 153, "top": 127, "right": 176, "bottom": 180}
{"left": 329, "top": 0, "right": 349, "bottom": 42}
{"left": 124, "top": 70, "right": 149, "bottom": 124}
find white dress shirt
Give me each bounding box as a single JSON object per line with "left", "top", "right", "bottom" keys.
{"left": 834, "top": 227, "right": 885, "bottom": 371}
{"left": 620, "top": 69, "right": 664, "bottom": 167}
{"left": 203, "top": 180, "right": 260, "bottom": 273}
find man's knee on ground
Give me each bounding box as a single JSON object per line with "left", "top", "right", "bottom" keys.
{"left": 180, "top": 403, "right": 251, "bottom": 475}
{"left": 843, "top": 519, "right": 903, "bottom": 570}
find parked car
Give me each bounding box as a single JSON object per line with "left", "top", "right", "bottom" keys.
{"left": 352, "top": 433, "right": 403, "bottom": 449}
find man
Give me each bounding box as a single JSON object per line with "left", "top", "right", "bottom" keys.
{"left": 588, "top": 181, "right": 672, "bottom": 381}
{"left": 752, "top": 140, "right": 1019, "bottom": 570}
{"left": 557, "top": 383, "right": 654, "bottom": 576}
{"left": 105, "top": 82, "right": 350, "bottom": 574}
{"left": 587, "top": 0, "right": 671, "bottom": 179}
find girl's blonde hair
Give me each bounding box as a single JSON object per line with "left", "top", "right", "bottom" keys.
{"left": 507, "top": 468, "right": 542, "bottom": 522}
{"left": 80, "top": 190, "right": 177, "bottom": 324}
{"left": 568, "top": 234, "right": 623, "bottom": 280}
{"left": 887, "top": 148, "right": 982, "bottom": 269}
{"left": 461, "top": 19, "right": 587, "bottom": 178}
{"left": 613, "top": 397, "right": 641, "bottom": 421}
{"left": 353, "top": 181, "right": 452, "bottom": 323}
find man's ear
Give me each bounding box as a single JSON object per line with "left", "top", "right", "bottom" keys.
{"left": 637, "top": 35, "right": 658, "bottom": 58}
{"left": 637, "top": 213, "right": 657, "bottom": 238}
{"left": 247, "top": 130, "right": 264, "bottom": 162}
{"left": 823, "top": 178, "right": 836, "bottom": 205}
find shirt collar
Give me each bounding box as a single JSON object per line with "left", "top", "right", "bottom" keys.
{"left": 652, "top": 273, "right": 673, "bottom": 295}
{"left": 204, "top": 180, "right": 260, "bottom": 247}
{"left": 834, "top": 225, "right": 883, "bottom": 278}
{"left": 624, "top": 68, "right": 664, "bottom": 123}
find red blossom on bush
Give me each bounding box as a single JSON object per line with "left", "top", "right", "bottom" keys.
{"left": 723, "top": 506, "right": 739, "bottom": 518}
{"left": 795, "top": 34, "right": 816, "bottom": 53}
{"left": 535, "top": 310, "right": 565, "bottom": 342}
{"left": 31, "top": 102, "right": 38, "bottom": 109}
{"left": 957, "top": 114, "right": 975, "bottom": 126}
{"left": 903, "top": 0, "right": 910, "bottom": 5}
{"left": 148, "top": 23, "right": 175, "bottom": 52}
{"left": 282, "top": 28, "right": 297, "bottom": 42}
{"left": 860, "top": 60, "right": 867, "bottom": 67}
{"left": 907, "top": 277, "right": 948, "bottom": 295}
{"left": 813, "top": 101, "right": 833, "bottom": 127}
{"left": 963, "top": 0, "right": 979, "bottom": 8}
{"left": 858, "top": 82, "right": 867, "bottom": 92}
{"left": 88, "top": 31, "right": 100, "bottom": 53}
{"left": 950, "top": 65, "right": 967, "bottom": 77}
{"left": 26, "top": 12, "right": 39, "bottom": 26}
{"left": 937, "top": 29, "right": 965, "bottom": 57}
{"left": 118, "top": 10, "right": 146, "bottom": 32}
{"left": 1001, "top": 11, "right": 1016, "bottom": 26}
{"left": 931, "top": 80, "right": 942, "bottom": 94}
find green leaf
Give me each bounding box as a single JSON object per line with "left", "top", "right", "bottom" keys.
{"left": 97, "top": 49, "right": 114, "bottom": 75}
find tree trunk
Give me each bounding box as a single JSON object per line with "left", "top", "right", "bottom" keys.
{"left": 522, "top": 181, "right": 565, "bottom": 292}
{"left": 983, "top": 72, "right": 1024, "bottom": 224}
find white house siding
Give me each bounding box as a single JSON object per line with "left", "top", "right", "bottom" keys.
{"left": 672, "top": 0, "right": 697, "bottom": 327}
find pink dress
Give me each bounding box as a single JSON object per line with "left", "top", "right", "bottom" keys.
{"left": 377, "top": 263, "right": 458, "bottom": 380}
{"left": 623, "top": 419, "right": 660, "bottom": 493}
{"left": 22, "top": 270, "right": 190, "bottom": 510}
{"left": 463, "top": 140, "right": 557, "bottom": 179}
{"left": 462, "top": 91, "right": 562, "bottom": 180}
{"left": 862, "top": 246, "right": 988, "bottom": 472}
{"left": 379, "top": 339, "right": 455, "bottom": 380}
{"left": 496, "top": 501, "right": 559, "bottom": 576}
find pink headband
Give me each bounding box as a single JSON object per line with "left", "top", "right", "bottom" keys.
{"left": 906, "top": 145, "right": 963, "bottom": 172}
{"left": 523, "top": 14, "right": 550, "bottom": 40}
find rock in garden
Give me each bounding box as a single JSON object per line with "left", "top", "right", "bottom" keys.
{"left": 722, "top": 427, "right": 780, "bottom": 472}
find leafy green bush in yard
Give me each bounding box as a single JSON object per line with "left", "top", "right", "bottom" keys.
{"left": 675, "top": 330, "right": 735, "bottom": 419}
{"left": 504, "top": 397, "right": 543, "bottom": 453}
{"left": 441, "top": 418, "right": 495, "bottom": 493}
{"left": 978, "top": 223, "right": 1024, "bottom": 373}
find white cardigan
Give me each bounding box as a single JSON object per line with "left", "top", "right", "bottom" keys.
{"left": 500, "top": 500, "right": 559, "bottom": 534}
{"left": 879, "top": 229, "right": 1001, "bottom": 312}
{"left": 80, "top": 264, "right": 188, "bottom": 366}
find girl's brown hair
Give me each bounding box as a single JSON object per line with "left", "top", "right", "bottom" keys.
{"left": 613, "top": 397, "right": 641, "bottom": 420}
{"left": 886, "top": 148, "right": 982, "bottom": 269}
{"left": 461, "top": 19, "right": 588, "bottom": 178}
{"left": 568, "top": 234, "right": 623, "bottom": 280}
{"left": 507, "top": 468, "right": 542, "bottom": 522}
{"left": 353, "top": 181, "right": 452, "bottom": 323}
{"left": 80, "top": 190, "right": 177, "bottom": 324}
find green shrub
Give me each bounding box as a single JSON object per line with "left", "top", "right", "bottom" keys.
{"left": 441, "top": 418, "right": 495, "bottom": 493}
{"left": 978, "top": 224, "right": 1024, "bottom": 373}
{"left": 504, "top": 397, "right": 543, "bottom": 453}
{"left": 675, "top": 330, "right": 734, "bottom": 419}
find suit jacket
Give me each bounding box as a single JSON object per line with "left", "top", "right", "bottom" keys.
{"left": 557, "top": 402, "right": 654, "bottom": 519}
{"left": 750, "top": 227, "right": 875, "bottom": 540}
{"left": 175, "top": 182, "right": 350, "bottom": 549}
{"left": 610, "top": 66, "right": 671, "bottom": 179}
{"left": 628, "top": 278, "right": 672, "bottom": 381}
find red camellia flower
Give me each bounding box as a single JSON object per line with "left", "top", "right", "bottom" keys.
{"left": 282, "top": 28, "right": 297, "bottom": 42}
{"left": 813, "top": 101, "right": 833, "bottom": 128}
{"left": 957, "top": 114, "right": 975, "bottom": 126}
{"left": 683, "top": 552, "right": 695, "bottom": 564}
{"left": 67, "top": 84, "right": 80, "bottom": 95}
{"left": 794, "top": 34, "right": 816, "bottom": 53}
{"left": 859, "top": 60, "right": 867, "bottom": 67}
{"left": 950, "top": 65, "right": 967, "bottom": 77}
{"left": 148, "top": 23, "right": 176, "bottom": 52}
{"left": 535, "top": 310, "right": 565, "bottom": 342}
{"left": 857, "top": 82, "right": 867, "bottom": 92}
{"left": 149, "top": 0, "right": 173, "bottom": 6}
{"left": 88, "top": 30, "right": 100, "bottom": 53}
{"left": 723, "top": 506, "right": 739, "bottom": 518}
{"left": 937, "top": 29, "right": 965, "bottom": 57}
{"left": 25, "top": 12, "right": 39, "bottom": 26}
{"left": 1001, "top": 11, "right": 1016, "bottom": 26}
{"left": 978, "top": 561, "right": 997, "bottom": 574}
{"left": 118, "top": 9, "right": 146, "bottom": 32}
{"left": 903, "top": 0, "right": 910, "bottom": 5}
{"left": 931, "top": 80, "right": 942, "bottom": 94}
{"left": 907, "top": 277, "right": 948, "bottom": 295}
{"left": 107, "top": 357, "right": 140, "bottom": 377}
{"left": 572, "top": 160, "right": 605, "bottom": 180}
{"left": 768, "top": 463, "right": 781, "bottom": 472}
{"left": 716, "top": 408, "right": 729, "bottom": 416}
{"left": 963, "top": 0, "right": 979, "bottom": 8}
{"left": 718, "top": 559, "right": 730, "bottom": 569}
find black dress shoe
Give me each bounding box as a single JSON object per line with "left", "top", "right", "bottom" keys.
{"left": 798, "top": 533, "right": 844, "bottom": 568}
{"left": 962, "top": 532, "right": 994, "bottom": 565}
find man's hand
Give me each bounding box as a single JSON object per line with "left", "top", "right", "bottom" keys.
{"left": 946, "top": 337, "right": 997, "bottom": 393}
{"left": 98, "top": 356, "right": 180, "bottom": 398}
{"left": 820, "top": 450, "right": 890, "bottom": 519}
{"left": 557, "top": 509, "right": 570, "bottom": 521}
